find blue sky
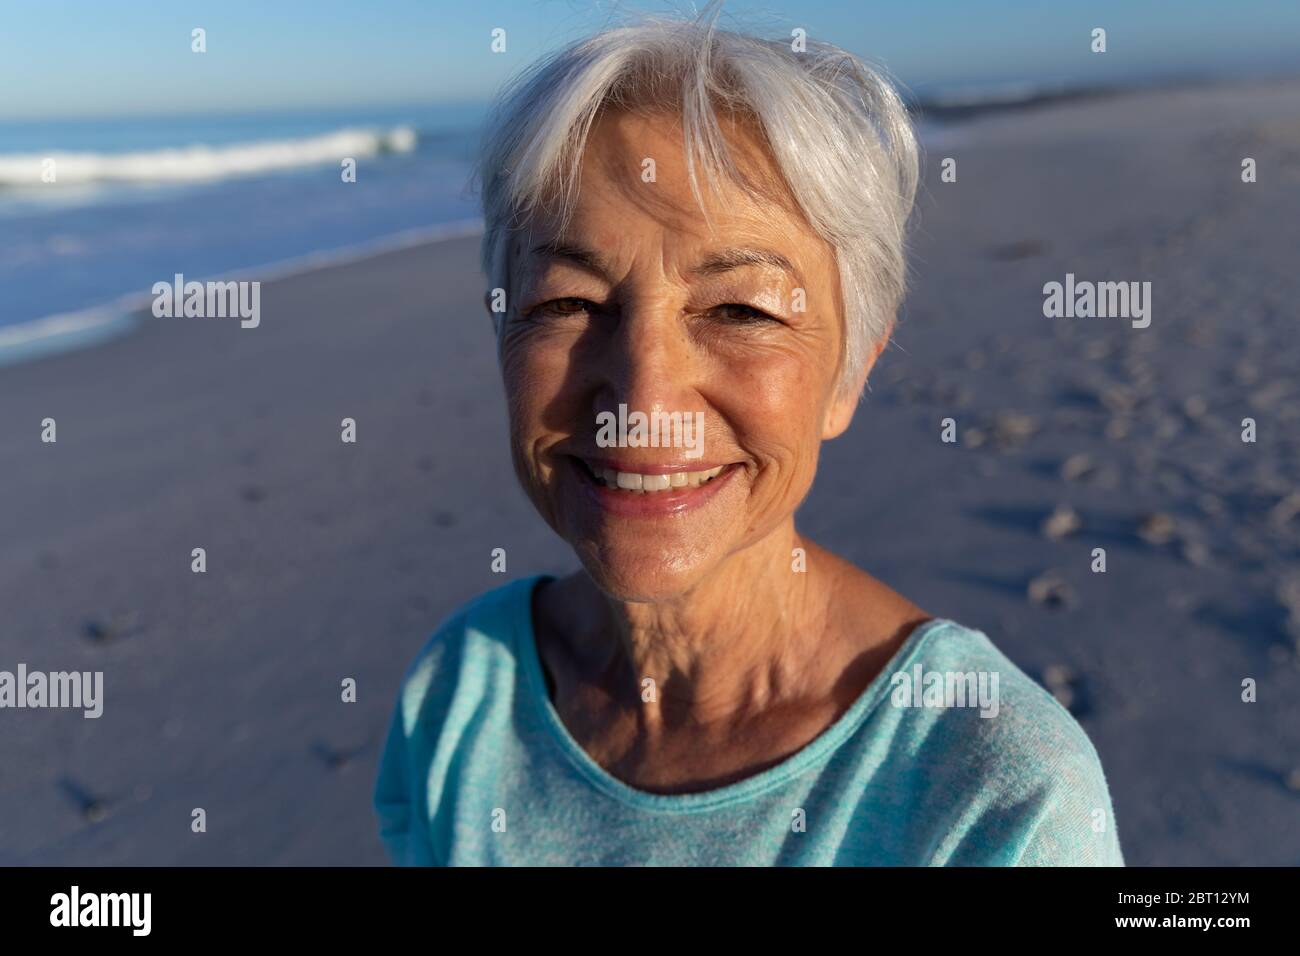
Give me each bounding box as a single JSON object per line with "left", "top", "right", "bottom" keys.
{"left": 2, "top": 0, "right": 1298, "bottom": 118}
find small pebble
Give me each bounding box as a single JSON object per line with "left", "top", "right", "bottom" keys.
{"left": 992, "top": 412, "right": 1038, "bottom": 449}
{"left": 1043, "top": 664, "right": 1074, "bottom": 688}
{"left": 1105, "top": 417, "right": 1130, "bottom": 441}
{"left": 1276, "top": 573, "right": 1300, "bottom": 613}
{"left": 1060, "top": 454, "right": 1095, "bottom": 482}
{"left": 1137, "top": 512, "right": 1177, "bottom": 546}
{"left": 1269, "top": 492, "right": 1300, "bottom": 528}
{"left": 1028, "top": 571, "right": 1075, "bottom": 609}
{"left": 1042, "top": 505, "right": 1082, "bottom": 540}
{"left": 1100, "top": 385, "right": 1138, "bottom": 414}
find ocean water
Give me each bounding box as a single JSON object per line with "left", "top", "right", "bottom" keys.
{"left": 0, "top": 103, "right": 485, "bottom": 361}
{"left": 0, "top": 97, "right": 989, "bottom": 365}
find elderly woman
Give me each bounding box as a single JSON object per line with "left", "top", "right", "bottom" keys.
{"left": 374, "top": 13, "right": 1123, "bottom": 866}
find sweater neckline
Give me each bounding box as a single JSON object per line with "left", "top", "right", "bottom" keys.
{"left": 512, "top": 573, "right": 951, "bottom": 814}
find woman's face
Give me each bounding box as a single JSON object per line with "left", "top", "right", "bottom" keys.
{"left": 498, "top": 109, "right": 869, "bottom": 602}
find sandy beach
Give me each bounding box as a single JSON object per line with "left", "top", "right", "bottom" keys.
{"left": 1, "top": 78, "right": 1298, "bottom": 865}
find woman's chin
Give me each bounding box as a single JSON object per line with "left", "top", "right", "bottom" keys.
{"left": 572, "top": 543, "right": 718, "bottom": 604}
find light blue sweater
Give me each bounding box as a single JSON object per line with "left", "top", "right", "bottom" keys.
{"left": 374, "top": 575, "right": 1124, "bottom": 865}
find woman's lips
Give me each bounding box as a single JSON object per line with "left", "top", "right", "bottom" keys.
{"left": 568, "top": 456, "right": 739, "bottom": 516}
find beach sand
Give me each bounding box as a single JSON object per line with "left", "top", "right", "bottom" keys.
{"left": 1, "top": 78, "right": 1298, "bottom": 865}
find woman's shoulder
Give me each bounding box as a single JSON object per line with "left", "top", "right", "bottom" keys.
{"left": 389, "top": 575, "right": 543, "bottom": 720}
{"left": 899, "top": 617, "right": 1100, "bottom": 761}
{"left": 374, "top": 576, "right": 548, "bottom": 864}
{"left": 886, "top": 617, "right": 1124, "bottom": 864}
{"left": 827, "top": 553, "right": 1097, "bottom": 757}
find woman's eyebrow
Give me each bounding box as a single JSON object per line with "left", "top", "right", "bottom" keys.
{"left": 527, "top": 242, "right": 801, "bottom": 283}
{"left": 690, "top": 248, "right": 801, "bottom": 282}
{"left": 529, "top": 241, "right": 609, "bottom": 278}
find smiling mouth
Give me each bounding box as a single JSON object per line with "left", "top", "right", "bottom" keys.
{"left": 573, "top": 457, "right": 731, "bottom": 493}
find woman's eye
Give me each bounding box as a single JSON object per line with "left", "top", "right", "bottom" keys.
{"left": 712, "top": 303, "right": 779, "bottom": 324}
{"left": 532, "top": 297, "right": 594, "bottom": 318}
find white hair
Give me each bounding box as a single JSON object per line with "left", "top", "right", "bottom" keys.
{"left": 476, "top": 7, "right": 919, "bottom": 397}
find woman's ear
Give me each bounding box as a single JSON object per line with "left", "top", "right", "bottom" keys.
{"left": 822, "top": 329, "right": 892, "bottom": 439}
{"left": 822, "top": 389, "right": 858, "bottom": 440}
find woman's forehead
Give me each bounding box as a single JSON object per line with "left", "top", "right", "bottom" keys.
{"left": 512, "top": 112, "right": 823, "bottom": 272}
{"left": 582, "top": 108, "right": 798, "bottom": 212}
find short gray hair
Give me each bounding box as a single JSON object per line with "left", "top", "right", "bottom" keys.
{"left": 476, "top": 8, "right": 919, "bottom": 396}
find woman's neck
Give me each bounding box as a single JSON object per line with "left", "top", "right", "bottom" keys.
{"left": 538, "top": 522, "right": 847, "bottom": 728}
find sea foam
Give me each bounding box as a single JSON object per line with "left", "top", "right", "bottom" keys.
{"left": 0, "top": 125, "right": 418, "bottom": 190}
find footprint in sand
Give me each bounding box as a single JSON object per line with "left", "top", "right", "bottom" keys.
{"left": 82, "top": 611, "right": 141, "bottom": 645}
{"left": 987, "top": 239, "right": 1052, "bottom": 261}
{"left": 58, "top": 777, "right": 113, "bottom": 824}
{"left": 311, "top": 738, "right": 371, "bottom": 772}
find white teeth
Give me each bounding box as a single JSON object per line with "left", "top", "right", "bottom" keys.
{"left": 588, "top": 463, "right": 726, "bottom": 493}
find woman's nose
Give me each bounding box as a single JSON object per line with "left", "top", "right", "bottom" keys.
{"left": 599, "top": 300, "right": 697, "bottom": 417}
